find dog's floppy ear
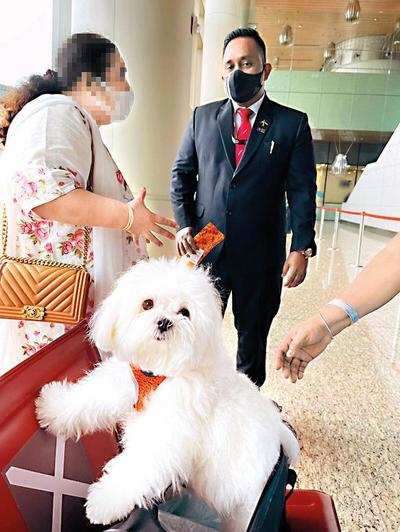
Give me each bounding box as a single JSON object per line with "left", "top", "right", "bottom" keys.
{"left": 89, "top": 288, "right": 120, "bottom": 353}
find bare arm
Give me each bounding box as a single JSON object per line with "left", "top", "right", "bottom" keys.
{"left": 338, "top": 232, "right": 400, "bottom": 320}
{"left": 275, "top": 233, "right": 400, "bottom": 382}
{"left": 34, "top": 187, "right": 177, "bottom": 246}
{"left": 33, "top": 189, "right": 128, "bottom": 228}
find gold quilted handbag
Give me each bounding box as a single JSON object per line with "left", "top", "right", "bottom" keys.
{"left": 0, "top": 207, "right": 91, "bottom": 324}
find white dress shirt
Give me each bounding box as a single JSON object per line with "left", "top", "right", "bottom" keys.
{"left": 232, "top": 92, "right": 265, "bottom": 130}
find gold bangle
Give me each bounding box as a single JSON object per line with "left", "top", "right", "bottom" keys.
{"left": 122, "top": 205, "right": 134, "bottom": 232}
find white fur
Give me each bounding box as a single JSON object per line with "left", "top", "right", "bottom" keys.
{"left": 36, "top": 258, "right": 299, "bottom": 530}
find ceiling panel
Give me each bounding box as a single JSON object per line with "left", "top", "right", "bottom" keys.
{"left": 254, "top": 0, "right": 399, "bottom": 70}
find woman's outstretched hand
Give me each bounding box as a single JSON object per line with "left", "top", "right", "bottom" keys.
{"left": 274, "top": 315, "right": 332, "bottom": 383}
{"left": 129, "top": 187, "right": 178, "bottom": 246}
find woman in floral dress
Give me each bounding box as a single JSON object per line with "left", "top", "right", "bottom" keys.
{"left": 0, "top": 33, "right": 177, "bottom": 373}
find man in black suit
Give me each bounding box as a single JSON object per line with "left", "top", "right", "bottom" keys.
{"left": 170, "top": 28, "right": 316, "bottom": 387}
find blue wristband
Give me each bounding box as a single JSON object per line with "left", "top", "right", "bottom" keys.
{"left": 328, "top": 298, "right": 359, "bottom": 324}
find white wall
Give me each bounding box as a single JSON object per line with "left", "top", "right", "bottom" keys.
{"left": 342, "top": 123, "right": 400, "bottom": 232}
{"left": 0, "top": 0, "right": 53, "bottom": 86}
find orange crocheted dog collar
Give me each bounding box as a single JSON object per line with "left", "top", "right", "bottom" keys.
{"left": 130, "top": 366, "right": 166, "bottom": 411}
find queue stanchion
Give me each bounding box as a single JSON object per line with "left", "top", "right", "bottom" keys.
{"left": 318, "top": 207, "right": 325, "bottom": 241}
{"left": 353, "top": 211, "right": 365, "bottom": 268}
{"left": 328, "top": 209, "right": 340, "bottom": 251}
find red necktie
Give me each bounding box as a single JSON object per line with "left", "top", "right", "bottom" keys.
{"left": 235, "top": 107, "right": 253, "bottom": 167}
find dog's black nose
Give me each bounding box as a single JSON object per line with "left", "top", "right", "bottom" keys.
{"left": 157, "top": 318, "right": 173, "bottom": 333}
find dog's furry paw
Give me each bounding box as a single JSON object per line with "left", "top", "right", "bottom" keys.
{"left": 35, "top": 381, "right": 75, "bottom": 438}
{"left": 85, "top": 476, "right": 135, "bottom": 525}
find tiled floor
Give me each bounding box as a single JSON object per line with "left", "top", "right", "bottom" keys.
{"left": 222, "top": 221, "right": 400, "bottom": 532}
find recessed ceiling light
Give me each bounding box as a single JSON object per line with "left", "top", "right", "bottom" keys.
{"left": 298, "top": 24, "right": 303, "bottom": 29}
{"left": 374, "top": 18, "right": 378, "bottom": 21}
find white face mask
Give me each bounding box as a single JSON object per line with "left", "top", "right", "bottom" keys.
{"left": 96, "top": 82, "right": 135, "bottom": 122}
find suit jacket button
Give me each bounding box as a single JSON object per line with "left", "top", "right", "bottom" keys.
{"left": 226, "top": 210, "right": 232, "bottom": 216}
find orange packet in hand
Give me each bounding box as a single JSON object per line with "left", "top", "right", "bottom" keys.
{"left": 184, "top": 223, "right": 224, "bottom": 267}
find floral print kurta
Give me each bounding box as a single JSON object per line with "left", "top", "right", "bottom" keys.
{"left": 0, "top": 94, "right": 146, "bottom": 373}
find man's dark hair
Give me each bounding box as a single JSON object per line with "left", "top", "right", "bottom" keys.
{"left": 223, "top": 27, "right": 266, "bottom": 63}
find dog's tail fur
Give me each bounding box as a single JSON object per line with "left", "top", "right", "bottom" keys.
{"left": 280, "top": 422, "right": 300, "bottom": 466}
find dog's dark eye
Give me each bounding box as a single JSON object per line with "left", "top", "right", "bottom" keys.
{"left": 142, "top": 299, "right": 154, "bottom": 310}
{"left": 178, "top": 307, "right": 190, "bottom": 318}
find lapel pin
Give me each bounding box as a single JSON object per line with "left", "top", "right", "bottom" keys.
{"left": 257, "top": 119, "right": 269, "bottom": 133}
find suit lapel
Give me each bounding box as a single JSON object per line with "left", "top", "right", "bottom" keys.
{"left": 217, "top": 100, "right": 235, "bottom": 172}
{"left": 234, "top": 96, "right": 274, "bottom": 177}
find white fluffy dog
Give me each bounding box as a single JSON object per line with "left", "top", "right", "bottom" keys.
{"left": 36, "top": 258, "right": 299, "bottom": 531}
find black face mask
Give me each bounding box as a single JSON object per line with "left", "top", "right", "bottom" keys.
{"left": 226, "top": 68, "right": 264, "bottom": 104}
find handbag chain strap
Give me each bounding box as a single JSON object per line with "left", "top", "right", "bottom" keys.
{"left": 1, "top": 205, "right": 7, "bottom": 258}
{"left": 1, "top": 205, "right": 90, "bottom": 271}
